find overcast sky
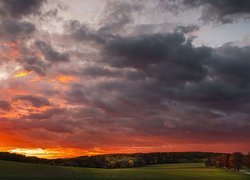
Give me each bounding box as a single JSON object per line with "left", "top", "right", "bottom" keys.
{"left": 0, "top": 0, "right": 250, "bottom": 158}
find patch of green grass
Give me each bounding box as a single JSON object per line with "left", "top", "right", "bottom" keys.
{"left": 0, "top": 160, "right": 249, "bottom": 180}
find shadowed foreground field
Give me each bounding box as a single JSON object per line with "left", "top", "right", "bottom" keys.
{"left": 0, "top": 160, "right": 249, "bottom": 180}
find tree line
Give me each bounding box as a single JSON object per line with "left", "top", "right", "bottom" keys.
{"left": 52, "top": 152, "right": 221, "bottom": 168}
{"left": 205, "top": 152, "right": 250, "bottom": 171}
{"left": 0, "top": 151, "right": 249, "bottom": 169}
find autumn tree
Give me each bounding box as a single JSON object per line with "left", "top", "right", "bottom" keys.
{"left": 245, "top": 152, "right": 250, "bottom": 168}
{"left": 229, "top": 152, "right": 243, "bottom": 171}
{"left": 127, "top": 159, "right": 135, "bottom": 167}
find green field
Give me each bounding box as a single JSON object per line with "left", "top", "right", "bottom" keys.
{"left": 0, "top": 160, "right": 249, "bottom": 180}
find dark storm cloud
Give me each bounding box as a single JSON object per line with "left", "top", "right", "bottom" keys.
{"left": 12, "top": 95, "right": 50, "bottom": 107}
{"left": 177, "top": 45, "right": 250, "bottom": 103}
{"left": 27, "top": 108, "right": 65, "bottom": 119}
{"left": 104, "top": 32, "right": 211, "bottom": 84}
{"left": 0, "top": 100, "right": 11, "bottom": 111}
{"left": 35, "top": 41, "right": 70, "bottom": 63}
{"left": 211, "top": 45, "right": 250, "bottom": 86}
{"left": 104, "top": 33, "right": 186, "bottom": 68}
{"left": 66, "top": 83, "right": 90, "bottom": 104}
{"left": 96, "top": 31, "right": 250, "bottom": 109}
{"left": 168, "top": 45, "right": 250, "bottom": 104}
{"left": 0, "top": 18, "right": 35, "bottom": 39}
{"left": 16, "top": 41, "right": 70, "bottom": 76}
{"left": 61, "top": 13, "right": 250, "bottom": 145}
{"left": 1, "top": 19, "right": 35, "bottom": 35}
{"left": 0, "top": 0, "right": 46, "bottom": 19}
{"left": 65, "top": 20, "right": 107, "bottom": 44}
{"left": 167, "top": 80, "right": 249, "bottom": 103}
{"left": 21, "top": 56, "right": 47, "bottom": 76}
{"left": 182, "top": 0, "right": 250, "bottom": 23}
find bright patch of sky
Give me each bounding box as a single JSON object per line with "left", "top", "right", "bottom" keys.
{"left": 194, "top": 19, "right": 250, "bottom": 47}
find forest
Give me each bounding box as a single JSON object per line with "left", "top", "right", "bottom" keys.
{"left": 0, "top": 151, "right": 249, "bottom": 170}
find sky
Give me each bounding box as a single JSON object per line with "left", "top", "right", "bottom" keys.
{"left": 0, "top": 0, "right": 250, "bottom": 158}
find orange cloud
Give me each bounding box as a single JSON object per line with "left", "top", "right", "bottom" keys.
{"left": 56, "top": 75, "right": 79, "bottom": 83}
{"left": 1, "top": 41, "right": 22, "bottom": 60}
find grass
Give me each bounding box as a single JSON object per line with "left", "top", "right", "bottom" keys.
{"left": 0, "top": 160, "right": 249, "bottom": 179}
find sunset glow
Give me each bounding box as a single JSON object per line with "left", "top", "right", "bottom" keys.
{"left": 0, "top": 0, "right": 250, "bottom": 159}
{"left": 7, "top": 148, "right": 101, "bottom": 159}
{"left": 14, "top": 71, "right": 31, "bottom": 78}
{"left": 56, "top": 75, "right": 79, "bottom": 83}
{"left": 10, "top": 148, "right": 50, "bottom": 158}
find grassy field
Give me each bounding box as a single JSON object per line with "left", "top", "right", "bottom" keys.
{"left": 0, "top": 160, "right": 249, "bottom": 180}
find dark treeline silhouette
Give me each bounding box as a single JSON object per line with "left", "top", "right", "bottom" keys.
{"left": 0, "top": 151, "right": 250, "bottom": 169}
{"left": 205, "top": 152, "right": 250, "bottom": 171}
{"left": 56, "top": 152, "right": 221, "bottom": 168}
{"left": 0, "top": 152, "right": 49, "bottom": 164}
{"left": 0, "top": 151, "right": 220, "bottom": 168}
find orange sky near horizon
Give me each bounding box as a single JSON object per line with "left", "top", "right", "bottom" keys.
{"left": 1, "top": 143, "right": 250, "bottom": 159}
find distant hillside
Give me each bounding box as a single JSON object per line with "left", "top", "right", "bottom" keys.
{"left": 0, "top": 151, "right": 222, "bottom": 168}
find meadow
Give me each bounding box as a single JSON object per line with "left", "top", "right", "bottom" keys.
{"left": 0, "top": 160, "right": 249, "bottom": 180}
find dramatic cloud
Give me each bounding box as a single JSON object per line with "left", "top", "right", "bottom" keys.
{"left": 21, "top": 56, "right": 47, "bottom": 76}
{"left": 104, "top": 32, "right": 211, "bottom": 83}
{"left": 0, "top": 0, "right": 250, "bottom": 157}
{"left": 0, "top": 100, "right": 11, "bottom": 111}
{"left": 182, "top": 0, "right": 250, "bottom": 23}
{"left": 27, "top": 108, "right": 65, "bottom": 119}
{"left": 12, "top": 95, "right": 50, "bottom": 107}
{"left": 0, "top": 18, "right": 35, "bottom": 40}
{"left": 0, "top": 0, "right": 46, "bottom": 19}
{"left": 102, "top": 31, "right": 250, "bottom": 107}
{"left": 35, "top": 41, "right": 70, "bottom": 63}
{"left": 65, "top": 20, "right": 107, "bottom": 44}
